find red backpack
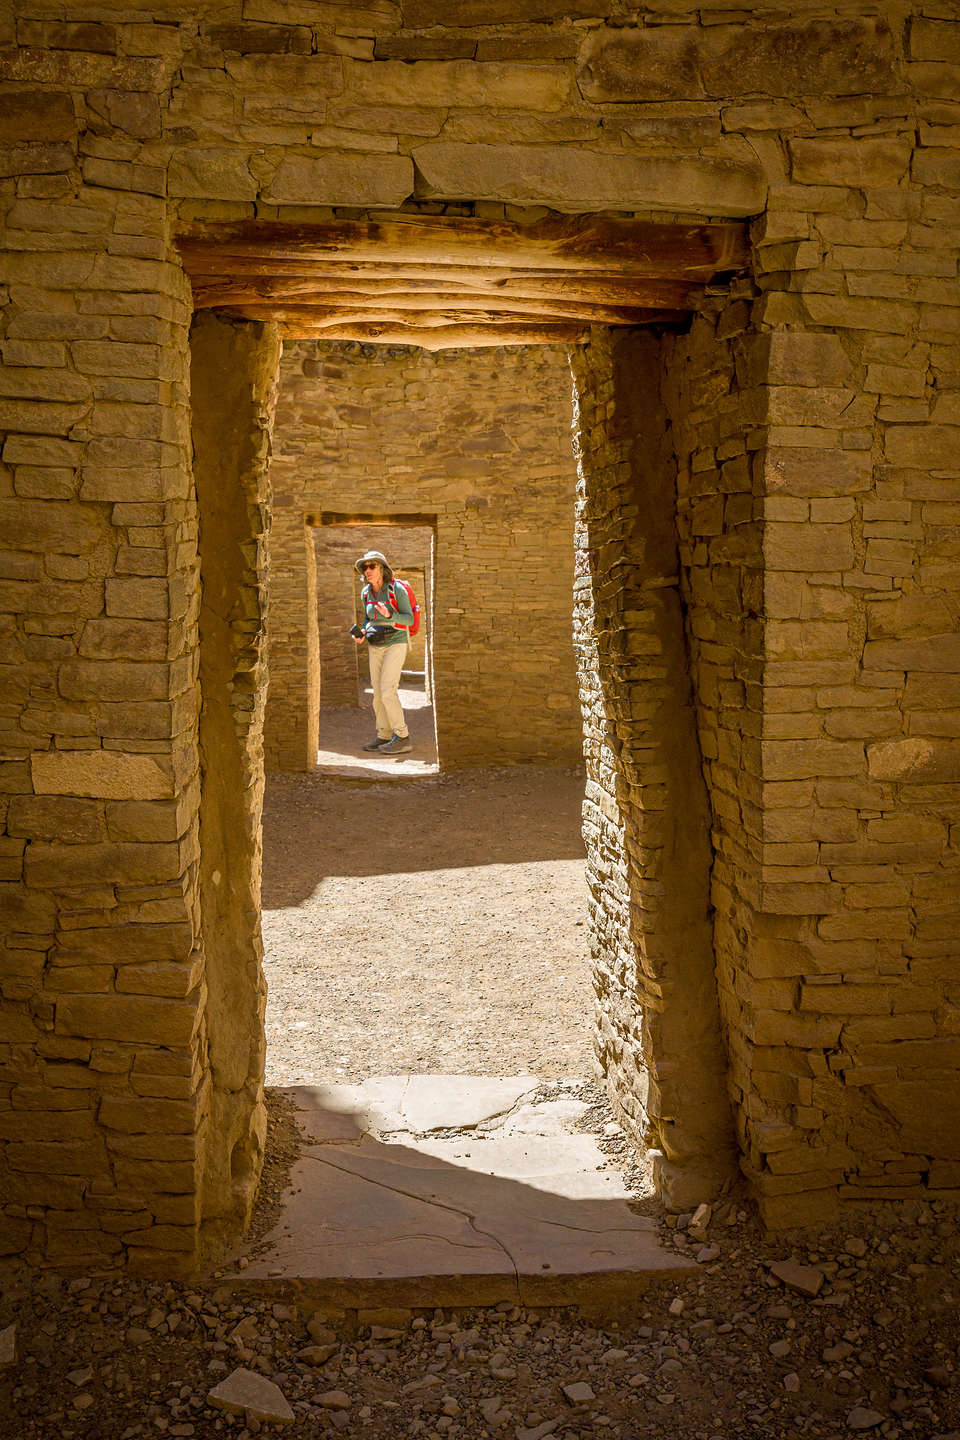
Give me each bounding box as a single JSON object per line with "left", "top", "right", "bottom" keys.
{"left": 363, "top": 577, "right": 422, "bottom": 637}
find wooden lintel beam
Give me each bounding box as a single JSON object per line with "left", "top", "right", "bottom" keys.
{"left": 274, "top": 321, "right": 591, "bottom": 351}
{"left": 214, "top": 298, "right": 691, "bottom": 327}
{"left": 190, "top": 274, "right": 701, "bottom": 312}
{"left": 312, "top": 511, "right": 438, "bottom": 527}
{"left": 177, "top": 214, "right": 748, "bottom": 280}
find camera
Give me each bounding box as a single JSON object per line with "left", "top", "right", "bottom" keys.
{"left": 349, "top": 623, "right": 365, "bottom": 639}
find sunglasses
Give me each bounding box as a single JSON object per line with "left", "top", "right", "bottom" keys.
{"left": 362, "top": 562, "right": 379, "bottom": 571}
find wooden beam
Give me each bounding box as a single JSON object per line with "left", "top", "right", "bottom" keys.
{"left": 274, "top": 320, "right": 591, "bottom": 350}
{"left": 190, "top": 273, "right": 701, "bottom": 312}
{"left": 215, "top": 298, "right": 692, "bottom": 326}
{"left": 177, "top": 214, "right": 748, "bottom": 280}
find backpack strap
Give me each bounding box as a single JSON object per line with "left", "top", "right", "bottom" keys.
{"left": 388, "top": 580, "right": 411, "bottom": 631}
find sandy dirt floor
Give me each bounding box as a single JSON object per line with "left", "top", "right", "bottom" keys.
{"left": 261, "top": 719, "right": 595, "bottom": 1087}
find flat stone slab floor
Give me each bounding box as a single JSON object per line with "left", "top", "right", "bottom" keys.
{"left": 225, "top": 1076, "right": 694, "bottom": 1311}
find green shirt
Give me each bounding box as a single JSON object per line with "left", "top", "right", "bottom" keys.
{"left": 362, "top": 581, "right": 413, "bottom": 647}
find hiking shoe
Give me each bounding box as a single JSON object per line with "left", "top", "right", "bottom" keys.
{"left": 380, "top": 733, "right": 412, "bottom": 755}
{"left": 362, "top": 736, "right": 391, "bottom": 751}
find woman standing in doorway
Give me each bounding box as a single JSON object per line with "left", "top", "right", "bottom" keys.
{"left": 353, "top": 549, "right": 414, "bottom": 754}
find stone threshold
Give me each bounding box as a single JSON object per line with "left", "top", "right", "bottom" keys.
{"left": 218, "top": 1077, "right": 694, "bottom": 1314}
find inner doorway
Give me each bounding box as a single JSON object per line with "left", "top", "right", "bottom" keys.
{"left": 312, "top": 515, "right": 438, "bottom": 777}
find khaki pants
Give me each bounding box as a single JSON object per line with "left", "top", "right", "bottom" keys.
{"left": 369, "top": 640, "right": 409, "bottom": 739}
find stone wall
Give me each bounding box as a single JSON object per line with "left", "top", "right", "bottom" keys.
{"left": 313, "top": 529, "right": 363, "bottom": 710}
{"left": 264, "top": 341, "right": 581, "bottom": 772}
{"left": 571, "top": 327, "right": 740, "bottom": 1210}
{"left": 1, "top": 0, "right": 959, "bottom": 1265}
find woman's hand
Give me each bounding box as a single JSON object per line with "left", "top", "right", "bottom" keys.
{"left": 374, "top": 601, "right": 391, "bottom": 618}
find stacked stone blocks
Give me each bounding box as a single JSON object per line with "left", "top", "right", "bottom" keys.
{"left": 0, "top": 2, "right": 958, "bottom": 1263}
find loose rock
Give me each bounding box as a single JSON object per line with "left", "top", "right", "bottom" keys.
{"left": 208, "top": 1368, "right": 295, "bottom": 1425}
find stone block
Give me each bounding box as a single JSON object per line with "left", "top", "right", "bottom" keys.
{"left": 86, "top": 90, "right": 160, "bottom": 141}
{"left": 762, "top": 739, "right": 864, "bottom": 781}
{"left": 2, "top": 436, "right": 83, "bottom": 467}
{"left": 116, "top": 958, "right": 202, "bottom": 998}
{"left": 868, "top": 737, "right": 960, "bottom": 783}
{"left": 168, "top": 149, "right": 259, "bottom": 201}
{"left": 790, "top": 138, "right": 911, "bottom": 188}
{"left": 884, "top": 424, "right": 959, "bottom": 469}
{"left": 737, "top": 332, "right": 852, "bottom": 389}
{"left": 798, "top": 982, "right": 894, "bottom": 1014}
{"left": 6, "top": 795, "right": 105, "bottom": 843}
{"left": 58, "top": 659, "right": 173, "bottom": 702}
{"left": 16, "top": 21, "right": 115, "bottom": 53}
{"left": 405, "top": 0, "right": 607, "bottom": 22}
{"left": 31, "top": 751, "right": 172, "bottom": 800}
{"left": 204, "top": 22, "right": 313, "bottom": 55}
{"left": 802, "top": 294, "right": 914, "bottom": 335}
{"left": 0, "top": 1109, "right": 95, "bottom": 1142}
{"left": 871, "top": 1080, "right": 960, "bottom": 1160}
{"left": 262, "top": 154, "right": 413, "bottom": 207}
{"left": 913, "top": 149, "right": 960, "bottom": 192}
{"left": 53, "top": 923, "right": 194, "bottom": 967}
{"left": 762, "top": 447, "right": 871, "bottom": 498}
{"left": 112, "top": 1157, "right": 194, "bottom": 1192}
{"left": 864, "top": 633, "right": 960, "bottom": 672}
{"left": 25, "top": 840, "right": 183, "bottom": 889}
{"left": 578, "top": 17, "right": 893, "bottom": 103}
{"left": 763, "top": 523, "right": 854, "bottom": 572}
{"left": 766, "top": 386, "right": 870, "bottom": 428}
{"left": 0, "top": 140, "right": 75, "bottom": 180}
{"left": 0, "top": 499, "right": 103, "bottom": 555}
{"left": 105, "top": 578, "right": 170, "bottom": 621}
{"left": 0, "top": 91, "right": 76, "bottom": 142}
{"left": 100, "top": 1095, "right": 196, "bottom": 1134}
{"left": 104, "top": 799, "right": 186, "bottom": 843}
{"left": 412, "top": 142, "right": 766, "bottom": 217}
{"left": 5, "top": 1140, "right": 106, "bottom": 1174}
{"left": 911, "top": 19, "right": 960, "bottom": 65}
{"left": 577, "top": 26, "right": 703, "bottom": 103}
{"left": 345, "top": 59, "right": 570, "bottom": 112}
{"left": 55, "top": 993, "right": 201, "bottom": 1048}
{"left": 79, "top": 618, "right": 170, "bottom": 661}
{"left": 0, "top": 884, "right": 56, "bottom": 936}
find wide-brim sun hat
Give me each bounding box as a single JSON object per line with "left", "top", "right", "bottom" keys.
{"left": 355, "top": 549, "right": 390, "bottom": 574}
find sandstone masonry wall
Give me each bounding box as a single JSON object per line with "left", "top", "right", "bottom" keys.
{"left": 571, "top": 327, "right": 739, "bottom": 1209}
{"left": 0, "top": 1, "right": 959, "bottom": 1263}
{"left": 313, "top": 529, "right": 364, "bottom": 710}
{"left": 265, "top": 341, "right": 581, "bottom": 772}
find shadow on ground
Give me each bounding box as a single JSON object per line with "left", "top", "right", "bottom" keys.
{"left": 262, "top": 760, "right": 587, "bottom": 902}
{"left": 315, "top": 678, "right": 438, "bottom": 781}
{"left": 228, "top": 1079, "right": 679, "bottom": 1313}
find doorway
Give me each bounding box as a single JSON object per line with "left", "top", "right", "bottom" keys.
{"left": 184, "top": 211, "right": 749, "bottom": 1246}
{"left": 311, "top": 515, "right": 439, "bottom": 777}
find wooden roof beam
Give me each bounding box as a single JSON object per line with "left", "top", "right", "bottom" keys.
{"left": 177, "top": 214, "right": 748, "bottom": 281}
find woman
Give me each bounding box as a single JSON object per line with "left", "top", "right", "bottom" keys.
{"left": 353, "top": 549, "right": 414, "bottom": 754}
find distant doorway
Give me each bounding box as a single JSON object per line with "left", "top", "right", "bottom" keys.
{"left": 312, "top": 514, "right": 438, "bottom": 777}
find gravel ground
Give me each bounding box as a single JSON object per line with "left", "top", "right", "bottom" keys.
{"left": 2, "top": 766, "right": 958, "bottom": 1438}
{"left": 260, "top": 763, "right": 594, "bottom": 1087}
{"left": 2, "top": 1177, "right": 959, "bottom": 1440}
